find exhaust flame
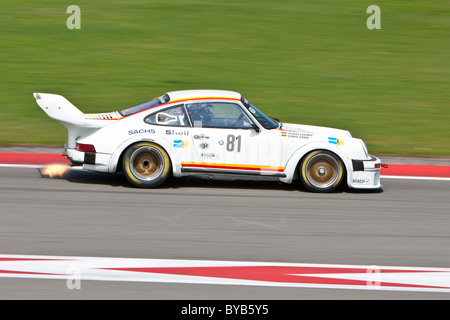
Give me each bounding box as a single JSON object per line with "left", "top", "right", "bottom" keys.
{"left": 39, "top": 164, "right": 70, "bottom": 178}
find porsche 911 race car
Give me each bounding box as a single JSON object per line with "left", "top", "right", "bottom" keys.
{"left": 34, "top": 89, "right": 382, "bottom": 192}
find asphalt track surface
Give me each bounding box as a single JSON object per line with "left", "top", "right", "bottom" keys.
{"left": 1, "top": 162, "right": 450, "bottom": 300}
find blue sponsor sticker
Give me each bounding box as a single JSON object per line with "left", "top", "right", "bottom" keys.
{"left": 173, "top": 140, "right": 189, "bottom": 148}
{"left": 328, "top": 137, "right": 344, "bottom": 146}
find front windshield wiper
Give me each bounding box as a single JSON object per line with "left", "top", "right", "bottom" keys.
{"left": 269, "top": 116, "right": 281, "bottom": 129}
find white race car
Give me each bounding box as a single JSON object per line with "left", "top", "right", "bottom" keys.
{"left": 34, "top": 90, "right": 381, "bottom": 192}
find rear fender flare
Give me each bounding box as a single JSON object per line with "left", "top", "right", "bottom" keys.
{"left": 109, "top": 136, "right": 179, "bottom": 174}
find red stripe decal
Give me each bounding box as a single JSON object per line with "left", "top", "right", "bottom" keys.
{"left": 201, "top": 165, "right": 282, "bottom": 172}
{"left": 182, "top": 163, "right": 284, "bottom": 172}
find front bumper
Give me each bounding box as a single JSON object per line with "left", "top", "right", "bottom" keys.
{"left": 348, "top": 155, "right": 382, "bottom": 189}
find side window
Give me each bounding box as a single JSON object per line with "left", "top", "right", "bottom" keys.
{"left": 144, "top": 105, "right": 189, "bottom": 127}
{"left": 185, "top": 102, "right": 254, "bottom": 129}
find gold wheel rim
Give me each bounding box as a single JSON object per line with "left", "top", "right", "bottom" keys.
{"left": 305, "top": 153, "right": 340, "bottom": 189}
{"left": 130, "top": 146, "right": 164, "bottom": 181}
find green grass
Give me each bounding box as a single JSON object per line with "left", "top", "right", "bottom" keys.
{"left": 0, "top": 0, "right": 449, "bottom": 155}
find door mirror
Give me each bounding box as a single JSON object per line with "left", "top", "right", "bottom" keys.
{"left": 251, "top": 123, "right": 260, "bottom": 133}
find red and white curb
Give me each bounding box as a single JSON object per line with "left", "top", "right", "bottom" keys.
{"left": 0, "top": 153, "right": 69, "bottom": 168}
{"left": 0, "top": 152, "right": 449, "bottom": 181}
{"left": 381, "top": 164, "right": 450, "bottom": 181}
{"left": 1, "top": 254, "right": 450, "bottom": 293}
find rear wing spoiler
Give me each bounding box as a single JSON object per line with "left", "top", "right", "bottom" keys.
{"left": 34, "top": 93, "right": 86, "bottom": 127}
{"left": 33, "top": 93, "right": 120, "bottom": 148}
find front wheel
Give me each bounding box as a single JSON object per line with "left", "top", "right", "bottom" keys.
{"left": 122, "top": 142, "right": 170, "bottom": 187}
{"left": 300, "top": 150, "right": 344, "bottom": 192}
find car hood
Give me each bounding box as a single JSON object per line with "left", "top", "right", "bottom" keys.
{"left": 280, "top": 123, "right": 352, "bottom": 138}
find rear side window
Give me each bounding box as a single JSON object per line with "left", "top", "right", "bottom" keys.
{"left": 118, "top": 94, "right": 170, "bottom": 117}
{"left": 144, "top": 105, "right": 189, "bottom": 127}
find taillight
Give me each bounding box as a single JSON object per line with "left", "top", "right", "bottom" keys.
{"left": 76, "top": 143, "right": 96, "bottom": 152}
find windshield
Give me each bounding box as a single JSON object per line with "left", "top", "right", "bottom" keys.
{"left": 241, "top": 97, "right": 279, "bottom": 129}
{"left": 118, "top": 94, "right": 170, "bottom": 117}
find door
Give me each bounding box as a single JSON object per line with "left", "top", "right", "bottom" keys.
{"left": 144, "top": 104, "right": 200, "bottom": 169}
{"left": 183, "top": 101, "right": 283, "bottom": 176}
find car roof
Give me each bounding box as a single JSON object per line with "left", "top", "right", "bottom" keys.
{"left": 166, "top": 89, "right": 242, "bottom": 102}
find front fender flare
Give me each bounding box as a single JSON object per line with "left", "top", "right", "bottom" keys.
{"left": 280, "top": 143, "right": 352, "bottom": 184}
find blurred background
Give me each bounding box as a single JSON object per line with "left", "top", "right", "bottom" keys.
{"left": 0, "top": 0, "right": 448, "bottom": 155}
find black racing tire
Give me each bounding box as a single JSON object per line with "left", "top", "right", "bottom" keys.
{"left": 299, "top": 150, "right": 344, "bottom": 192}
{"left": 122, "top": 142, "right": 170, "bottom": 188}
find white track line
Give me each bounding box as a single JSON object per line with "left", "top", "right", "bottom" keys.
{"left": 0, "top": 164, "right": 82, "bottom": 170}
{"left": 0, "top": 164, "right": 46, "bottom": 169}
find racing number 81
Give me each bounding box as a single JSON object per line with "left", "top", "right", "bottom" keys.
{"left": 226, "top": 135, "right": 241, "bottom": 152}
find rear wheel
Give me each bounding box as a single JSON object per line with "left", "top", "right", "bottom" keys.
{"left": 300, "top": 150, "right": 344, "bottom": 192}
{"left": 122, "top": 142, "right": 170, "bottom": 187}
